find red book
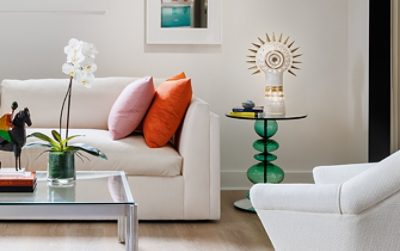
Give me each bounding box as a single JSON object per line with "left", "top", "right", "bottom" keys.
{"left": 0, "top": 171, "right": 36, "bottom": 187}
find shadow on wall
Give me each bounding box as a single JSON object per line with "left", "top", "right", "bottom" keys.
{"left": 348, "top": 54, "right": 368, "bottom": 160}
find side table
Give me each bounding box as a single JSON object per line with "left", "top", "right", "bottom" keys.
{"left": 226, "top": 113, "right": 307, "bottom": 212}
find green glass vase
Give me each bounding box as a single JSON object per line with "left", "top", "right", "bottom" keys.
{"left": 47, "top": 151, "right": 75, "bottom": 186}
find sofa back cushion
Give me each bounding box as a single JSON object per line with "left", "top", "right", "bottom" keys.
{"left": 108, "top": 76, "right": 155, "bottom": 140}
{"left": 0, "top": 78, "right": 137, "bottom": 129}
{"left": 143, "top": 74, "right": 192, "bottom": 148}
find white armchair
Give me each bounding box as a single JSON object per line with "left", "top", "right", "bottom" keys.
{"left": 250, "top": 151, "right": 400, "bottom": 251}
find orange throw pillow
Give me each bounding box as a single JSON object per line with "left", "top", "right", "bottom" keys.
{"left": 167, "top": 72, "right": 186, "bottom": 80}
{"left": 143, "top": 74, "right": 192, "bottom": 148}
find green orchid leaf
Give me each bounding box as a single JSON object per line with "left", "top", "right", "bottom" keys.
{"left": 51, "top": 130, "right": 62, "bottom": 144}
{"left": 75, "top": 152, "right": 84, "bottom": 162}
{"left": 24, "top": 141, "right": 52, "bottom": 149}
{"left": 27, "top": 133, "right": 60, "bottom": 150}
{"left": 27, "top": 133, "right": 107, "bottom": 161}
{"left": 61, "top": 134, "right": 83, "bottom": 146}
{"left": 35, "top": 150, "right": 51, "bottom": 160}
{"left": 64, "top": 146, "right": 77, "bottom": 152}
{"left": 69, "top": 143, "right": 108, "bottom": 160}
{"left": 74, "top": 151, "right": 90, "bottom": 163}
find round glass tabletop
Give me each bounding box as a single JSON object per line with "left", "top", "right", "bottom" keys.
{"left": 225, "top": 113, "right": 307, "bottom": 121}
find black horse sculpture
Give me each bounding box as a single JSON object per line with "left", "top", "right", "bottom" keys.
{"left": 0, "top": 107, "right": 32, "bottom": 171}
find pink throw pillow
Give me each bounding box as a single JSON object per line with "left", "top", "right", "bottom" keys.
{"left": 108, "top": 76, "right": 155, "bottom": 140}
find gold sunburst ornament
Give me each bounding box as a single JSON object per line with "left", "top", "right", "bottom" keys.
{"left": 247, "top": 32, "right": 302, "bottom": 115}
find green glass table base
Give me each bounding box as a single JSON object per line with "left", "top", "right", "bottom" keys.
{"left": 234, "top": 119, "right": 284, "bottom": 213}
{"left": 226, "top": 113, "right": 307, "bottom": 213}
{"left": 253, "top": 139, "right": 279, "bottom": 152}
{"left": 247, "top": 162, "right": 284, "bottom": 184}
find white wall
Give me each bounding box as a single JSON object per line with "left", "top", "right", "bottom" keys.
{"left": 347, "top": 0, "right": 369, "bottom": 162}
{"left": 0, "top": 0, "right": 369, "bottom": 189}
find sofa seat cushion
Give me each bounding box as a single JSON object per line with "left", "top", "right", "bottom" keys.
{"left": 23, "top": 128, "right": 182, "bottom": 177}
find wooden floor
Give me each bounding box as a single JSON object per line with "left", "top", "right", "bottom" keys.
{"left": 0, "top": 191, "right": 273, "bottom": 251}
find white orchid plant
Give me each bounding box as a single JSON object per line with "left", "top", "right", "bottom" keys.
{"left": 27, "top": 39, "right": 107, "bottom": 160}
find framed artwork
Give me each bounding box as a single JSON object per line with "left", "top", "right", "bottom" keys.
{"left": 146, "top": 0, "right": 222, "bottom": 44}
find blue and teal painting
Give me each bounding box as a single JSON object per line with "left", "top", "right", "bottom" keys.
{"left": 161, "top": 6, "right": 192, "bottom": 28}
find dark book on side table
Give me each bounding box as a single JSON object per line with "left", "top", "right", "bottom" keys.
{"left": 229, "top": 106, "right": 264, "bottom": 118}
{"left": 232, "top": 106, "right": 264, "bottom": 112}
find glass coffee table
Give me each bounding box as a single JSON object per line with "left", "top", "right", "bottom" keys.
{"left": 0, "top": 171, "right": 138, "bottom": 251}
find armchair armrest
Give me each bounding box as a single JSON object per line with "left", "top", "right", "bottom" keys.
{"left": 250, "top": 183, "right": 341, "bottom": 214}
{"left": 313, "top": 163, "right": 375, "bottom": 184}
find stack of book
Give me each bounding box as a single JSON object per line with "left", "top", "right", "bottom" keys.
{"left": 228, "top": 106, "right": 264, "bottom": 118}
{"left": 0, "top": 169, "right": 37, "bottom": 192}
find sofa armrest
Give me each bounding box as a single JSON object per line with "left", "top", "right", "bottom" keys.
{"left": 209, "top": 112, "right": 221, "bottom": 219}
{"left": 313, "top": 163, "right": 375, "bottom": 184}
{"left": 250, "top": 183, "right": 341, "bottom": 214}
{"left": 176, "top": 98, "right": 220, "bottom": 219}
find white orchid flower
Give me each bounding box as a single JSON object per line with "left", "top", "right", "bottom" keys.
{"left": 62, "top": 63, "right": 81, "bottom": 77}
{"left": 62, "top": 38, "right": 98, "bottom": 87}
{"left": 65, "top": 39, "right": 85, "bottom": 64}
{"left": 82, "top": 63, "right": 97, "bottom": 74}
{"left": 80, "top": 57, "right": 96, "bottom": 69}
{"left": 67, "top": 51, "right": 85, "bottom": 65}
{"left": 74, "top": 71, "right": 95, "bottom": 88}
{"left": 64, "top": 38, "right": 81, "bottom": 54}
{"left": 81, "top": 42, "right": 98, "bottom": 58}
{"left": 62, "top": 63, "right": 74, "bottom": 76}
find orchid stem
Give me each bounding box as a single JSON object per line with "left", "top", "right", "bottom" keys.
{"left": 59, "top": 76, "right": 73, "bottom": 144}
{"left": 65, "top": 77, "right": 73, "bottom": 146}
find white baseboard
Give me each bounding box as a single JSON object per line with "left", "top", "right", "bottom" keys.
{"left": 221, "top": 170, "right": 313, "bottom": 190}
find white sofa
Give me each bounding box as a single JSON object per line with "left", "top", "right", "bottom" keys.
{"left": 0, "top": 78, "right": 220, "bottom": 220}
{"left": 250, "top": 150, "right": 400, "bottom": 251}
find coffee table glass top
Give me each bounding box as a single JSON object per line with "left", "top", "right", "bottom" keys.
{"left": 0, "top": 171, "right": 134, "bottom": 205}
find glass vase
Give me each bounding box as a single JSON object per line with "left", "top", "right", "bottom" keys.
{"left": 47, "top": 151, "right": 75, "bottom": 186}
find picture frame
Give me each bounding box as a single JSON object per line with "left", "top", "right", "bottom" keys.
{"left": 146, "top": 0, "right": 222, "bottom": 45}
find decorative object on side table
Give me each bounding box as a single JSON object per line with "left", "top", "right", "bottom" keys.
{"left": 26, "top": 38, "right": 107, "bottom": 186}
{"left": 241, "top": 100, "right": 255, "bottom": 109}
{"left": 228, "top": 100, "right": 263, "bottom": 118}
{"left": 247, "top": 32, "right": 302, "bottom": 115}
{"left": 0, "top": 101, "right": 32, "bottom": 171}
